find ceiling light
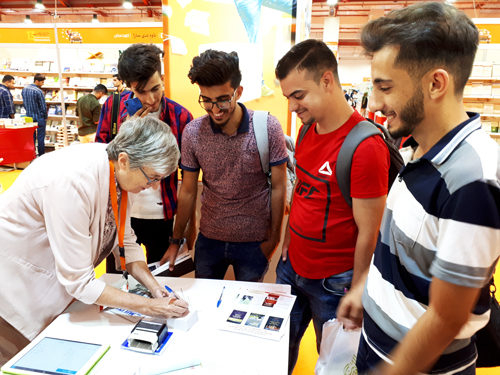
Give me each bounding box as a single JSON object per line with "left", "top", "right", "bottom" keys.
{"left": 326, "top": 0, "right": 337, "bottom": 5}
{"left": 92, "top": 14, "right": 99, "bottom": 23}
{"left": 123, "top": 0, "right": 133, "bottom": 9}
{"left": 3, "top": 10, "right": 16, "bottom": 13}
{"left": 35, "top": 0, "right": 45, "bottom": 10}
{"left": 25, "top": 15, "right": 33, "bottom": 23}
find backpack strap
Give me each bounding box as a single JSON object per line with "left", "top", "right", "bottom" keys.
{"left": 297, "top": 123, "right": 312, "bottom": 147}
{"left": 337, "top": 120, "right": 382, "bottom": 208}
{"left": 253, "top": 110, "right": 270, "bottom": 176}
{"left": 110, "top": 91, "right": 121, "bottom": 141}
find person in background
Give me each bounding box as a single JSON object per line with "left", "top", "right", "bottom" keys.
{"left": 0, "top": 75, "right": 16, "bottom": 119}
{"left": 360, "top": 92, "right": 368, "bottom": 117}
{"left": 96, "top": 44, "right": 194, "bottom": 267}
{"left": 112, "top": 73, "right": 127, "bottom": 93}
{"left": 21, "top": 73, "right": 47, "bottom": 156}
{"left": 343, "top": 89, "right": 349, "bottom": 102}
{"left": 275, "top": 39, "right": 389, "bottom": 375}
{"left": 162, "top": 50, "right": 288, "bottom": 281}
{"left": 0, "top": 116, "right": 189, "bottom": 366}
{"left": 76, "top": 84, "right": 108, "bottom": 144}
{"left": 337, "top": 3, "right": 500, "bottom": 375}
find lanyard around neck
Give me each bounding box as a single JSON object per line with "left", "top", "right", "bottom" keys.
{"left": 109, "top": 161, "right": 128, "bottom": 276}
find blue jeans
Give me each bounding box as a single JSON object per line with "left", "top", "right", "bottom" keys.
{"left": 194, "top": 232, "right": 270, "bottom": 281}
{"left": 234, "top": 0, "right": 296, "bottom": 43}
{"left": 356, "top": 334, "right": 477, "bottom": 375}
{"left": 276, "top": 257, "right": 353, "bottom": 375}
{"left": 33, "top": 118, "right": 46, "bottom": 156}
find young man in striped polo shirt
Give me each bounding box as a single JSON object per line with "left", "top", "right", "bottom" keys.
{"left": 337, "top": 3, "right": 500, "bottom": 375}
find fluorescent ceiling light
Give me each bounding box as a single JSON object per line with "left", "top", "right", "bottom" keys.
{"left": 35, "top": 0, "right": 45, "bottom": 10}
{"left": 326, "top": 0, "right": 337, "bottom": 5}
{"left": 25, "top": 15, "right": 33, "bottom": 23}
{"left": 92, "top": 14, "right": 99, "bottom": 23}
{"left": 123, "top": 0, "right": 133, "bottom": 9}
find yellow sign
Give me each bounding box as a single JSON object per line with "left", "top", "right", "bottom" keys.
{"left": 0, "top": 29, "right": 55, "bottom": 43}
{"left": 363, "top": 77, "right": 371, "bottom": 82}
{"left": 0, "top": 27, "right": 163, "bottom": 44}
{"left": 58, "top": 27, "right": 163, "bottom": 44}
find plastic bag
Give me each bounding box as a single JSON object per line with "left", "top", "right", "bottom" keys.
{"left": 315, "top": 319, "right": 361, "bottom": 375}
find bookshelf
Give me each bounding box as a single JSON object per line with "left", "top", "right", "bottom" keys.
{"left": 2, "top": 69, "right": 113, "bottom": 150}
{"left": 0, "top": 70, "right": 114, "bottom": 79}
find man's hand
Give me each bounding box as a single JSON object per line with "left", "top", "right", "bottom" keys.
{"left": 160, "top": 244, "right": 180, "bottom": 270}
{"left": 129, "top": 106, "right": 152, "bottom": 120}
{"left": 260, "top": 238, "right": 279, "bottom": 260}
{"left": 337, "top": 286, "right": 364, "bottom": 330}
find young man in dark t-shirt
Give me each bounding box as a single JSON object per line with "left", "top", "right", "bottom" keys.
{"left": 76, "top": 84, "right": 107, "bottom": 143}
{"left": 275, "top": 40, "right": 390, "bottom": 374}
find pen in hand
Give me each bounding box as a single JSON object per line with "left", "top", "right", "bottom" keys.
{"left": 164, "top": 285, "right": 180, "bottom": 300}
{"left": 217, "top": 286, "right": 225, "bottom": 308}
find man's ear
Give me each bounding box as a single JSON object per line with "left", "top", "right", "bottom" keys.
{"left": 321, "top": 71, "right": 337, "bottom": 92}
{"left": 426, "top": 69, "right": 450, "bottom": 100}
{"left": 235, "top": 86, "right": 244, "bottom": 101}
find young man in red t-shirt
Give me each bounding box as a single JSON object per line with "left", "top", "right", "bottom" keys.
{"left": 275, "top": 39, "right": 390, "bottom": 374}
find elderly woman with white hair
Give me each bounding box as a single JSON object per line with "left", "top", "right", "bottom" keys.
{"left": 0, "top": 116, "right": 189, "bottom": 365}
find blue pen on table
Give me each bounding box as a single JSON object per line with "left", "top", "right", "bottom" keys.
{"left": 217, "top": 286, "right": 225, "bottom": 308}
{"left": 164, "top": 285, "right": 180, "bottom": 299}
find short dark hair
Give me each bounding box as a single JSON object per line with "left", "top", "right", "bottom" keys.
{"left": 2, "top": 75, "right": 15, "bottom": 83}
{"left": 275, "top": 39, "right": 340, "bottom": 85}
{"left": 34, "top": 73, "right": 46, "bottom": 82}
{"left": 113, "top": 74, "right": 122, "bottom": 81}
{"left": 118, "top": 44, "right": 163, "bottom": 91}
{"left": 360, "top": 2, "right": 478, "bottom": 94}
{"left": 94, "top": 84, "right": 108, "bottom": 94}
{"left": 188, "top": 50, "right": 242, "bottom": 89}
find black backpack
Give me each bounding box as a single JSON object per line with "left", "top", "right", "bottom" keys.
{"left": 297, "top": 118, "right": 404, "bottom": 207}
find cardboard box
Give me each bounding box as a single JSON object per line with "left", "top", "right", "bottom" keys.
{"left": 494, "top": 104, "right": 500, "bottom": 114}
{"left": 484, "top": 103, "right": 494, "bottom": 114}
{"left": 472, "top": 64, "right": 483, "bottom": 77}
{"left": 475, "top": 102, "right": 484, "bottom": 113}
{"left": 492, "top": 83, "right": 500, "bottom": 96}
{"left": 493, "top": 64, "right": 500, "bottom": 77}
{"left": 482, "top": 83, "right": 492, "bottom": 96}
{"left": 471, "top": 83, "right": 483, "bottom": 95}
{"left": 483, "top": 64, "right": 493, "bottom": 77}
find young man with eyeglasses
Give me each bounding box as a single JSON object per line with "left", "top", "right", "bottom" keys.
{"left": 160, "top": 50, "right": 288, "bottom": 282}
{"left": 96, "top": 44, "right": 193, "bottom": 269}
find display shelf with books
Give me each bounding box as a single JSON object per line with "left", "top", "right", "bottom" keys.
{"left": 0, "top": 70, "right": 114, "bottom": 79}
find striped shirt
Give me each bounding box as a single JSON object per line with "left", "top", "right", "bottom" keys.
{"left": 0, "top": 84, "right": 15, "bottom": 118}
{"left": 95, "top": 92, "right": 193, "bottom": 220}
{"left": 362, "top": 112, "right": 500, "bottom": 373}
{"left": 21, "top": 84, "right": 47, "bottom": 120}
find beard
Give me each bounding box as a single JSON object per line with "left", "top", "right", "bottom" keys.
{"left": 387, "top": 88, "right": 425, "bottom": 139}
{"left": 209, "top": 104, "right": 236, "bottom": 130}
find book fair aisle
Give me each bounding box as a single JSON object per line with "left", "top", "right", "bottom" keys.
{"left": 1, "top": 2, "right": 500, "bottom": 375}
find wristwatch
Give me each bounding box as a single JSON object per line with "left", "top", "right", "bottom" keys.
{"left": 168, "top": 237, "right": 185, "bottom": 246}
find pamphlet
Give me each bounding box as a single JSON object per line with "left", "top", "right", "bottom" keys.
{"left": 219, "top": 289, "right": 296, "bottom": 341}
{"left": 147, "top": 244, "right": 194, "bottom": 277}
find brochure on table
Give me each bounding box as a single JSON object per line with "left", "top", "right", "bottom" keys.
{"left": 219, "top": 289, "right": 296, "bottom": 341}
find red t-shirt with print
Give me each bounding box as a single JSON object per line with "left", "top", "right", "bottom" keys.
{"left": 288, "top": 111, "right": 390, "bottom": 279}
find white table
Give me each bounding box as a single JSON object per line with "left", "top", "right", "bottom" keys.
{"left": 16, "top": 274, "right": 291, "bottom": 375}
